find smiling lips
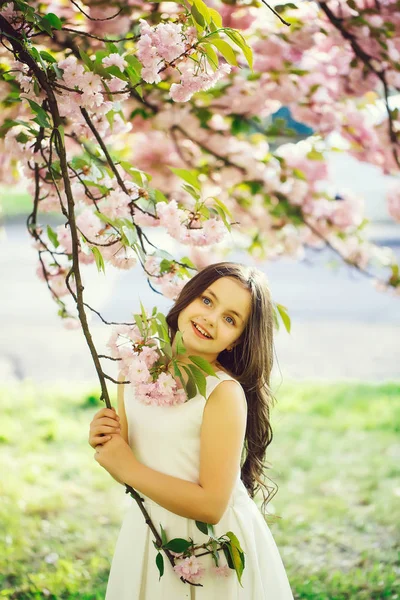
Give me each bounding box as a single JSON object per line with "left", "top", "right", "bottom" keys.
{"left": 191, "top": 321, "right": 213, "bottom": 340}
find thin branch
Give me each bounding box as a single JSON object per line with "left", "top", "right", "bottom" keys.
{"left": 61, "top": 27, "right": 139, "bottom": 43}
{"left": 260, "top": 0, "right": 290, "bottom": 26}
{"left": 70, "top": 0, "right": 124, "bottom": 21}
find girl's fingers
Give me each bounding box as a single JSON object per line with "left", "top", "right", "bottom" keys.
{"left": 92, "top": 416, "right": 120, "bottom": 428}
{"left": 90, "top": 434, "right": 112, "bottom": 447}
{"left": 94, "top": 408, "right": 119, "bottom": 420}
{"left": 93, "top": 425, "right": 121, "bottom": 435}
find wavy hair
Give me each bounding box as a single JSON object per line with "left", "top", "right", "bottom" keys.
{"left": 166, "top": 261, "right": 277, "bottom": 516}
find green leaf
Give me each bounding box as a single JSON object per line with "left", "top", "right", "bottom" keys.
{"left": 195, "top": 520, "right": 209, "bottom": 535}
{"left": 213, "top": 196, "right": 233, "bottom": 218}
{"left": 182, "top": 365, "right": 197, "bottom": 400}
{"left": 160, "top": 523, "right": 168, "bottom": 546}
{"left": 140, "top": 300, "right": 148, "bottom": 323}
{"left": 162, "top": 538, "right": 192, "bottom": 552}
{"left": 174, "top": 330, "right": 186, "bottom": 356}
{"left": 173, "top": 362, "right": 187, "bottom": 393}
{"left": 180, "top": 256, "right": 196, "bottom": 269}
{"left": 91, "top": 246, "right": 105, "bottom": 274}
{"left": 42, "top": 13, "right": 63, "bottom": 30}
{"left": 47, "top": 225, "right": 59, "bottom": 248}
{"left": 225, "top": 29, "right": 253, "bottom": 70}
{"left": 182, "top": 184, "right": 200, "bottom": 200}
{"left": 169, "top": 168, "right": 201, "bottom": 191}
{"left": 207, "top": 39, "right": 238, "bottom": 67}
{"left": 134, "top": 314, "right": 144, "bottom": 337}
{"left": 57, "top": 125, "right": 64, "bottom": 146}
{"left": 121, "top": 225, "right": 137, "bottom": 245}
{"left": 226, "top": 531, "right": 244, "bottom": 553}
{"left": 15, "top": 132, "right": 29, "bottom": 144}
{"left": 78, "top": 48, "right": 93, "bottom": 71}
{"left": 155, "top": 552, "right": 164, "bottom": 581}
{"left": 27, "top": 99, "right": 51, "bottom": 128}
{"left": 156, "top": 312, "right": 169, "bottom": 335}
{"left": 276, "top": 303, "right": 291, "bottom": 333}
{"left": 202, "top": 43, "right": 219, "bottom": 71}
{"left": 126, "top": 66, "right": 141, "bottom": 86}
{"left": 187, "top": 364, "right": 207, "bottom": 398}
{"left": 125, "top": 54, "right": 143, "bottom": 76}
{"left": 208, "top": 8, "right": 222, "bottom": 27}
{"left": 222, "top": 543, "right": 234, "bottom": 568}
{"left": 40, "top": 50, "right": 57, "bottom": 63}
{"left": 37, "top": 17, "right": 53, "bottom": 37}
{"left": 191, "top": 2, "right": 205, "bottom": 29}
{"left": 225, "top": 539, "right": 245, "bottom": 586}
{"left": 188, "top": 355, "right": 218, "bottom": 377}
{"left": 193, "top": 0, "right": 211, "bottom": 24}
{"left": 195, "top": 520, "right": 217, "bottom": 538}
{"left": 105, "top": 65, "right": 128, "bottom": 81}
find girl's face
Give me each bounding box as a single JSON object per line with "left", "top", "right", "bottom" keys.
{"left": 176, "top": 276, "right": 252, "bottom": 364}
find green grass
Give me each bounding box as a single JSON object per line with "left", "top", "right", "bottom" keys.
{"left": 1, "top": 381, "right": 399, "bottom": 599}
{"left": 0, "top": 186, "right": 33, "bottom": 218}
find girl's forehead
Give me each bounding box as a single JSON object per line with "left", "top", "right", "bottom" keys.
{"left": 206, "top": 278, "right": 252, "bottom": 319}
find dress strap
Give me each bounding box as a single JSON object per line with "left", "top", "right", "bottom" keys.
{"left": 206, "top": 370, "right": 242, "bottom": 400}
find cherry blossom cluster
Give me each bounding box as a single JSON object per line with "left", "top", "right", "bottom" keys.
{"left": 173, "top": 554, "right": 231, "bottom": 583}
{"left": 137, "top": 19, "right": 231, "bottom": 103}
{"left": 107, "top": 323, "right": 188, "bottom": 406}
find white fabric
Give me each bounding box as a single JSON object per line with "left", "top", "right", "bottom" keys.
{"left": 105, "top": 370, "right": 294, "bottom": 599}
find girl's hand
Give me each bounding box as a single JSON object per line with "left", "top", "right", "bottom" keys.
{"left": 88, "top": 407, "right": 121, "bottom": 449}
{"left": 94, "top": 434, "right": 136, "bottom": 483}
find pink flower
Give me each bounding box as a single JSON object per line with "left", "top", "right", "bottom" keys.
{"left": 139, "top": 345, "right": 159, "bottom": 368}
{"left": 157, "top": 372, "right": 177, "bottom": 395}
{"left": 56, "top": 224, "right": 73, "bottom": 254}
{"left": 128, "top": 359, "right": 150, "bottom": 383}
{"left": 210, "top": 563, "right": 231, "bottom": 578}
{"left": 102, "top": 53, "right": 128, "bottom": 72}
{"left": 202, "top": 218, "right": 227, "bottom": 244}
{"left": 173, "top": 556, "right": 206, "bottom": 583}
{"left": 387, "top": 186, "right": 400, "bottom": 222}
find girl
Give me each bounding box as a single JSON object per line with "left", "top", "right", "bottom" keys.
{"left": 89, "top": 261, "right": 294, "bottom": 599}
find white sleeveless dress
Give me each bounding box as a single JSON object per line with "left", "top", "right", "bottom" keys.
{"left": 105, "top": 370, "right": 294, "bottom": 599}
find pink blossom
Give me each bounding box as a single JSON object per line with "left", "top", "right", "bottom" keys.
{"left": 133, "top": 209, "right": 160, "bottom": 227}
{"left": 170, "top": 64, "right": 231, "bottom": 103}
{"left": 76, "top": 209, "right": 103, "bottom": 241}
{"left": 210, "top": 563, "right": 231, "bottom": 578}
{"left": 330, "top": 192, "right": 364, "bottom": 230}
{"left": 157, "top": 372, "right": 177, "bottom": 396}
{"left": 173, "top": 555, "right": 206, "bottom": 583}
{"left": 63, "top": 317, "right": 80, "bottom": 330}
{"left": 139, "top": 345, "right": 159, "bottom": 368}
{"left": 201, "top": 218, "right": 227, "bottom": 244}
{"left": 102, "top": 53, "right": 128, "bottom": 72}
{"left": 129, "top": 359, "right": 150, "bottom": 383}
{"left": 101, "top": 244, "right": 137, "bottom": 270}
{"left": 49, "top": 272, "right": 70, "bottom": 297}
{"left": 387, "top": 186, "right": 400, "bottom": 222}
{"left": 56, "top": 224, "right": 73, "bottom": 254}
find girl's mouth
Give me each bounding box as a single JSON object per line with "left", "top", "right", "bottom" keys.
{"left": 191, "top": 321, "right": 213, "bottom": 340}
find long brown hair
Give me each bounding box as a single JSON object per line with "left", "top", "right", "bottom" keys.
{"left": 166, "top": 261, "right": 277, "bottom": 516}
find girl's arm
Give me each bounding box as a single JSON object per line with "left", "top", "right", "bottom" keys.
{"left": 117, "top": 371, "right": 129, "bottom": 445}
{"left": 121, "top": 380, "right": 247, "bottom": 524}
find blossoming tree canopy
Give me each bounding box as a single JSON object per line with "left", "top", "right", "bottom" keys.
{"left": 0, "top": 0, "right": 399, "bottom": 340}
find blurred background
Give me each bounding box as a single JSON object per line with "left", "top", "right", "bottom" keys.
{"left": 1, "top": 151, "right": 399, "bottom": 599}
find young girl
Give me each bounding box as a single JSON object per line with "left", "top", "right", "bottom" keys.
{"left": 89, "top": 261, "right": 294, "bottom": 599}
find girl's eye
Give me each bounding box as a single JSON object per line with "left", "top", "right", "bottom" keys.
{"left": 202, "top": 296, "right": 235, "bottom": 325}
